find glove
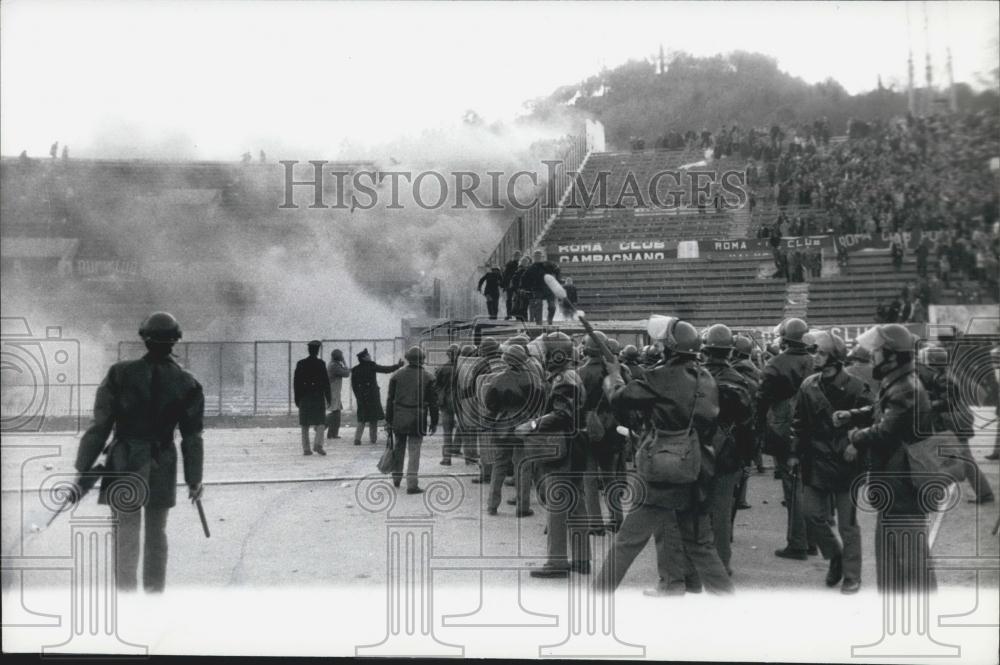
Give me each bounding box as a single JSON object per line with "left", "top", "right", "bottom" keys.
{"left": 832, "top": 410, "right": 852, "bottom": 428}
{"left": 843, "top": 443, "right": 858, "bottom": 463}
{"left": 188, "top": 483, "right": 204, "bottom": 502}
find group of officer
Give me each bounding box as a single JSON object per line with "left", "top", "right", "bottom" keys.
{"left": 68, "top": 309, "right": 994, "bottom": 595}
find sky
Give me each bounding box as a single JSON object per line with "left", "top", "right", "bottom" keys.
{"left": 2, "top": 0, "right": 998, "bottom": 160}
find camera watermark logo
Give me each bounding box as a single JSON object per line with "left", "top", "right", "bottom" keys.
{"left": 1, "top": 317, "right": 81, "bottom": 435}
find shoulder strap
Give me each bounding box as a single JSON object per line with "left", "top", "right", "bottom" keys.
{"left": 686, "top": 372, "right": 700, "bottom": 432}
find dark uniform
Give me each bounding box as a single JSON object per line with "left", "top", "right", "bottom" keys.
{"left": 732, "top": 356, "right": 762, "bottom": 505}
{"left": 702, "top": 357, "right": 754, "bottom": 573}
{"left": 596, "top": 356, "right": 733, "bottom": 594}
{"left": 758, "top": 346, "right": 814, "bottom": 553}
{"left": 482, "top": 347, "right": 544, "bottom": 514}
{"left": 386, "top": 354, "right": 438, "bottom": 491}
{"left": 791, "top": 370, "right": 873, "bottom": 587}
{"left": 845, "top": 362, "right": 936, "bottom": 592}
{"left": 434, "top": 349, "right": 459, "bottom": 463}
{"left": 916, "top": 364, "right": 994, "bottom": 502}
{"left": 529, "top": 360, "right": 590, "bottom": 575}
{"left": 294, "top": 350, "right": 332, "bottom": 454}
{"left": 74, "top": 353, "right": 204, "bottom": 592}
{"left": 578, "top": 354, "right": 628, "bottom": 532}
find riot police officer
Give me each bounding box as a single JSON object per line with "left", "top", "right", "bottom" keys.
{"left": 758, "top": 317, "right": 816, "bottom": 560}
{"left": 73, "top": 312, "right": 204, "bottom": 592}
{"left": 595, "top": 316, "right": 733, "bottom": 595}
{"left": 700, "top": 324, "right": 754, "bottom": 576}
{"left": 834, "top": 323, "right": 936, "bottom": 593}
{"left": 916, "top": 346, "right": 994, "bottom": 503}
{"left": 789, "top": 331, "right": 873, "bottom": 593}
{"left": 527, "top": 332, "right": 591, "bottom": 578}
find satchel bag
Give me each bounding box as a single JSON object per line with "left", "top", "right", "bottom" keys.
{"left": 636, "top": 378, "right": 702, "bottom": 485}
{"left": 902, "top": 429, "right": 966, "bottom": 513}
{"left": 377, "top": 431, "right": 395, "bottom": 474}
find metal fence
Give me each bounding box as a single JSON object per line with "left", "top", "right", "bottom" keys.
{"left": 117, "top": 338, "right": 407, "bottom": 416}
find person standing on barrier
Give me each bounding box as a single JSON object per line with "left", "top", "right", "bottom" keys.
{"left": 295, "top": 340, "right": 332, "bottom": 455}
{"left": 916, "top": 346, "right": 994, "bottom": 504}
{"left": 326, "top": 349, "right": 350, "bottom": 440}
{"left": 987, "top": 346, "right": 1000, "bottom": 461}
{"left": 700, "top": 324, "right": 754, "bottom": 576}
{"left": 477, "top": 264, "right": 503, "bottom": 320}
{"left": 594, "top": 316, "right": 734, "bottom": 595}
{"left": 435, "top": 344, "right": 460, "bottom": 466}
{"left": 483, "top": 344, "right": 543, "bottom": 516}
{"left": 758, "top": 317, "right": 816, "bottom": 560}
{"left": 789, "top": 331, "right": 873, "bottom": 594}
{"left": 351, "top": 348, "right": 403, "bottom": 446}
{"left": 833, "top": 324, "right": 936, "bottom": 593}
{"left": 521, "top": 250, "right": 561, "bottom": 326}
{"left": 501, "top": 250, "right": 522, "bottom": 321}
{"left": 528, "top": 332, "right": 591, "bottom": 578}
{"left": 386, "top": 346, "right": 438, "bottom": 493}
{"left": 72, "top": 312, "right": 204, "bottom": 593}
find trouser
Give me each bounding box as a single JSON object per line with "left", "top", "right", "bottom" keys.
{"left": 113, "top": 506, "right": 170, "bottom": 592}
{"left": 354, "top": 421, "right": 378, "bottom": 444}
{"left": 541, "top": 474, "right": 591, "bottom": 567}
{"left": 326, "top": 410, "right": 341, "bottom": 439}
{"left": 803, "top": 485, "right": 862, "bottom": 583}
{"left": 708, "top": 469, "right": 741, "bottom": 571}
{"left": 736, "top": 465, "right": 751, "bottom": 505}
{"left": 955, "top": 436, "right": 994, "bottom": 499}
{"left": 875, "top": 511, "right": 936, "bottom": 593}
{"left": 775, "top": 452, "right": 808, "bottom": 551}
{"left": 301, "top": 425, "right": 325, "bottom": 453}
{"left": 583, "top": 448, "right": 625, "bottom": 531}
{"left": 392, "top": 433, "right": 423, "bottom": 491}
{"left": 459, "top": 423, "right": 479, "bottom": 461}
{"left": 489, "top": 439, "right": 530, "bottom": 511}
{"left": 505, "top": 289, "right": 514, "bottom": 318}
{"left": 528, "top": 291, "right": 556, "bottom": 325}
{"left": 485, "top": 296, "right": 499, "bottom": 319}
{"left": 440, "top": 408, "right": 457, "bottom": 460}
{"left": 595, "top": 503, "right": 734, "bottom": 594}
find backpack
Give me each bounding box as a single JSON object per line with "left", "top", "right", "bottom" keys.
{"left": 636, "top": 377, "right": 702, "bottom": 485}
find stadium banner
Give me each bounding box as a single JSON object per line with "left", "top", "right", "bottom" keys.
{"left": 698, "top": 235, "right": 832, "bottom": 260}
{"left": 833, "top": 229, "right": 949, "bottom": 252}
{"left": 548, "top": 240, "right": 678, "bottom": 263}
{"left": 74, "top": 258, "right": 143, "bottom": 279}
{"left": 750, "top": 322, "right": 926, "bottom": 347}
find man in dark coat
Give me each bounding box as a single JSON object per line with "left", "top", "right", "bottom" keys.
{"left": 520, "top": 250, "right": 561, "bottom": 325}
{"left": 435, "top": 344, "right": 460, "bottom": 465}
{"left": 478, "top": 265, "right": 504, "bottom": 320}
{"left": 295, "top": 340, "right": 332, "bottom": 455}
{"left": 700, "top": 324, "right": 754, "bottom": 576}
{"left": 73, "top": 312, "right": 204, "bottom": 592}
{"left": 594, "top": 316, "right": 732, "bottom": 595}
{"left": 386, "top": 347, "right": 438, "bottom": 493}
{"left": 835, "top": 324, "right": 936, "bottom": 593}
{"left": 732, "top": 334, "right": 764, "bottom": 506}
{"left": 758, "top": 318, "right": 816, "bottom": 560}
{"left": 351, "top": 348, "right": 403, "bottom": 446}
{"left": 526, "top": 332, "right": 590, "bottom": 578}
{"left": 790, "top": 331, "right": 873, "bottom": 593}
{"left": 501, "top": 250, "right": 522, "bottom": 320}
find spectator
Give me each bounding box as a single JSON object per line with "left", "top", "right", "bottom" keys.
{"left": 520, "top": 250, "right": 561, "bottom": 325}
{"left": 890, "top": 241, "right": 904, "bottom": 271}
{"left": 386, "top": 347, "right": 438, "bottom": 493}
{"left": 326, "top": 349, "right": 350, "bottom": 440}
{"left": 938, "top": 254, "right": 951, "bottom": 288}
{"left": 915, "top": 239, "right": 930, "bottom": 278}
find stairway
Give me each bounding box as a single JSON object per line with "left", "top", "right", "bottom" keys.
{"left": 784, "top": 282, "right": 810, "bottom": 320}
{"left": 729, "top": 201, "right": 751, "bottom": 239}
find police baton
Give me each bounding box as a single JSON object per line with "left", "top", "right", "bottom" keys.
{"left": 195, "top": 499, "right": 211, "bottom": 538}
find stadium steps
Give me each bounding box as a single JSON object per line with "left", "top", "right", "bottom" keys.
{"left": 784, "top": 283, "right": 810, "bottom": 320}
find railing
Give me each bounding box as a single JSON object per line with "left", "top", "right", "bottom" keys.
{"left": 486, "top": 131, "right": 589, "bottom": 269}
{"left": 115, "top": 338, "right": 406, "bottom": 416}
